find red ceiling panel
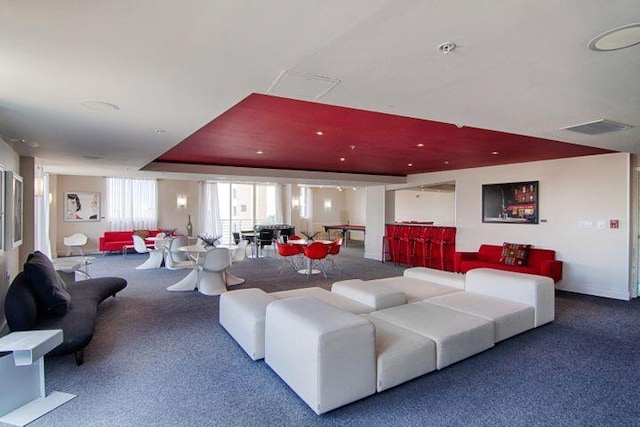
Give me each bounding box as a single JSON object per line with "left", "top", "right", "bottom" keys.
{"left": 154, "top": 93, "right": 613, "bottom": 176}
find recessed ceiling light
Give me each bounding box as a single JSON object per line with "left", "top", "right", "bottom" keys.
{"left": 491, "top": 151, "right": 500, "bottom": 155}
{"left": 416, "top": 143, "right": 424, "bottom": 147}
{"left": 80, "top": 100, "right": 120, "bottom": 112}
{"left": 339, "top": 157, "right": 345, "bottom": 162}
{"left": 588, "top": 23, "right": 640, "bottom": 51}
{"left": 408, "top": 163, "right": 413, "bottom": 167}
{"left": 316, "top": 131, "right": 324, "bottom": 136}
{"left": 444, "top": 160, "right": 449, "bottom": 164}
{"left": 155, "top": 129, "right": 166, "bottom": 134}
{"left": 256, "top": 151, "right": 263, "bottom": 154}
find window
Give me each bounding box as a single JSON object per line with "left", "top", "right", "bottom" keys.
{"left": 106, "top": 177, "right": 157, "bottom": 230}
{"left": 214, "top": 182, "right": 282, "bottom": 244}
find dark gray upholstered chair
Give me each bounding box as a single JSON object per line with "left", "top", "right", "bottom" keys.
{"left": 4, "top": 252, "right": 127, "bottom": 365}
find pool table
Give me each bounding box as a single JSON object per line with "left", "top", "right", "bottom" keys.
{"left": 323, "top": 224, "right": 365, "bottom": 246}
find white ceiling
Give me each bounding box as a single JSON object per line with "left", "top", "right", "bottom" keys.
{"left": 1, "top": 1, "right": 639, "bottom": 183}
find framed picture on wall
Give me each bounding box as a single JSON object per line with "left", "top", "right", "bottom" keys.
{"left": 482, "top": 181, "right": 538, "bottom": 224}
{"left": 64, "top": 191, "right": 100, "bottom": 222}
{"left": 0, "top": 166, "right": 5, "bottom": 255}
{"left": 5, "top": 171, "right": 23, "bottom": 248}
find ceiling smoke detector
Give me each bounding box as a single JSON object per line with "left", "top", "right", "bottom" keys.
{"left": 437, "top": 42, "right": 457, "bottom": 54}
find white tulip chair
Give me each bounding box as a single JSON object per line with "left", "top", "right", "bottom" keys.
{"left": 199, "top": 248, "right": 232, "bottom": 296}
{"left": 133, "top": 235, "right": 164, "bottom": 270}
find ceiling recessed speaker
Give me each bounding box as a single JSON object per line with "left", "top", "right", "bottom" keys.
{"left": 561, "top": 119, "right": 632, "bottom": 135}
{"left": 268, "top": 70, "right": 340, "bottom": 100}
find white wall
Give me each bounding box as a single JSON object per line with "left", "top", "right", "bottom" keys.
{"left": 397, "top": 153, "right": 631, "bottom": 300}
{"left": 0, "top": 138, "right": 21, "bottom": 333}
{"left": 395, "top": 190, "right": 455, "bottom": 225}
{"left": 54, "top": 176, "right": 200, "bottom": 254}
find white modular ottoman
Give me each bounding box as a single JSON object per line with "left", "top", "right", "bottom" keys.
{"left": 219, "top": 289, "right": 277, "bottom": 360}
{"left": 371, "top": 302, "right": 494, "bottom": 369}
{"left": 265, "top": 297, "right": 376, "bottom": 415}
{"left": 331, "top": 279, "right": 407, "bottom": 310}
{"left": 465, "top": 268, "right": 555, "bottom": 327}
{"left": 426, "top": 292, "right": 535, "bottom": 342}
{"left": 363, "top": 315, "right": 436, "bottom": 392}
{"left": 403, "top": 267, "right": 466, "bottom": 289}
{"left": 272, "top": 287, "right": 374, "bottom": 314}
{"left": 367, "top": 276, "right": 462, "bottom": 303}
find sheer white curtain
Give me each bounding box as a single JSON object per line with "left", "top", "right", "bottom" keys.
{"left": 106, "top": 177, "right": 157, "bottom": 230}
{"left": 275, "top": 184, "right": 283, "bottom": 224}
{"left": 200, "top": 181, "right": 222, "bottom": 236}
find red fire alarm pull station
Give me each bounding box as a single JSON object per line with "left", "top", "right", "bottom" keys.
{"left": 609, "top": 219, "right": 619, "bottom": 229}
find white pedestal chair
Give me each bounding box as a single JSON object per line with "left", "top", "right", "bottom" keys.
{"left": 199, "top": 248, "right": 232, "bottom": 296}
{"left": 226, "top": 240, "right": 248, "bottom": 286}
{"left": 133, "top": 235, "right": 164, "bottom": 270}
{"left": 164, "top": 236, "right": 194, "bottom": 269}
{"left": 64, "top": 233, "right": 88, "bottom": 256}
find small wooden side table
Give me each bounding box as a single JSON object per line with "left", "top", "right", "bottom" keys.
{"left": 0, "top": 330, "right": 76, "bottom": 426}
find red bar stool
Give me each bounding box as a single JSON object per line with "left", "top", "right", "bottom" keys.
{"left": 381, "top": 224, "right": 397, "bottom": 263}
{"left": 411, "top": 226, "right": 431, "bottom": 267}
{"left": 393, "top": 225, "right": 412, "bottom": 266}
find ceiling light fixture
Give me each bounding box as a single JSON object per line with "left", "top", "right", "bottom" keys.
{"left": 408, "top": 163, "right": 413, "bottom": 167}
{"left": 437, "top": 42, "right": 457, "bottom": 54}
{"left": 256, "top": 151, "right": 263, "bottom": 154}
{"left": 588, "top": 23, "right": 640, "bottom": 51}
{"left": 491, "top": 151, "right": 499, "bottom": 155}
{"left": 416, "top": 143, "right": 424, "bottom": 147}
{"left": 155, "top": 129, "right": 167, "bottom": 134}
{"left": 316, "top": 131, "right": 324, "bottom": 136}
{"left": 80, "top": 100, "right": 120, "bottom": 112}
{"left": 340, "top": 157, "right": 345, "bottom": 162}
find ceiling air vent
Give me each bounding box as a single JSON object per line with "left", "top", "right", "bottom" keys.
{"left": 561, "top": 119, "right": 632, "bottom": 135}
{"left": 268, "top": 70, "right": 340, "bottom": 100}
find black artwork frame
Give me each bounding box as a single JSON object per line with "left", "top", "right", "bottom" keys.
{"left": 482, "top": 181, "right": 538, "bottom": 224}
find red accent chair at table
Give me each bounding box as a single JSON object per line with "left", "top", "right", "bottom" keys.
{"left": 326, "top": 238, "right": 343, "bottom": 269}
{"left": 275, "top": 241, "right": 302, "bottom": 273}
{"left": 302, "top": 242, "right": 331, "bottom": 278}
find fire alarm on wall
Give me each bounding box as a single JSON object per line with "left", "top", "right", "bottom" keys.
{"left": 609, "top": 219, "right": 619, "bottom": 229}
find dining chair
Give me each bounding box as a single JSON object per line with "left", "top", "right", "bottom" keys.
{"left": 164, "top": 237, "right": 195, "bottom": 270}
{"left": 275, "top": 241, "right": 302, "bottom": 274}
{"left": 326, "top": 238, "right": 343, "bottom": 269}
{"left": 153, "top": 232, "right": 167, "bottom": 250}
{"left": 64, "top": 232, "right": 88, "bottom": 256}
{"left": 199, "top": 248, "right": 232, "bottom": 295}
{"left": 258, "top": 229, "right": 274, "bottom": 257}
{"left": 302, "top": 242, "right": 331, "bottom": 278}
{"left": 132, "top": 235, "right": 164, "bottom": 270}
{"left": 231, "top": 240, "right": 249, "bottom": 263}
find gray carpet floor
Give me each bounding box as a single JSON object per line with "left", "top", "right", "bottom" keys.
{"left": 23, "top": 243, "right": 640, "bottom": 427}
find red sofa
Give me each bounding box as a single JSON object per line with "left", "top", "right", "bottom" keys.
{"left": 99, "top": 230, "right": 163, "bottom": 253}
{"left": 454, "top": 244, "right": 563, "bottom": 283}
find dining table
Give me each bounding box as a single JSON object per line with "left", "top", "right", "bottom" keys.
{"left": 166, "top": 244, "right": 245, "bottom": 294}
{"left": 289, "top": 239, "right": 333, "bottom": 275}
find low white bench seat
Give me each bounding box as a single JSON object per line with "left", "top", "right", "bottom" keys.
{"left": 331, "top": 279, "right": 407, "bottom": 310}
{"left": 425, "top": 292, "right": 534, "bottom": 342}
{"left": 370, "top": 302, "right": 495, "bottom": 370}
{"left": 265, "top": 297, "right": 376, "bottom": 415}
{"left": 364, "top": 315, "right": 436, "bottom": 392}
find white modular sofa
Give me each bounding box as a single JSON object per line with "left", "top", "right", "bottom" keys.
{"left": 219, "top": 267, "right": 554, "bottom": 414}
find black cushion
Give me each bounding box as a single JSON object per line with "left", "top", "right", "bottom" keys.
{"left": 4, "top": 272, "right": 39, "bottom": 331}
{"left": 24, "top": 251, "right": 71, "bottom": 316}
